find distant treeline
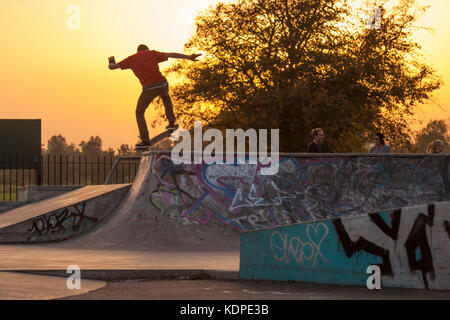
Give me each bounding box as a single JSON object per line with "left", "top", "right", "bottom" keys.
{"left": 43, "top": 119, "right": 450, "bottom": 157}
{"left": 41, "top": 134, "right": 173, "bottom": 157}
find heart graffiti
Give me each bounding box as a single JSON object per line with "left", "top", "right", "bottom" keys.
{"left": 270, "top": 222, "right": 329, "bottom": 267}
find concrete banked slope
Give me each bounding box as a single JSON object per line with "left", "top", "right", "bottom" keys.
{"left": 0, "top": 184, "right": 130, "bottom": 243}
{"left": 61, "top": 152, "right": 450, "bottom": 253}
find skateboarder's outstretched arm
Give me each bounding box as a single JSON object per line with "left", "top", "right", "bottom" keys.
{"left": 165, "top": 53, "right": 201, "bottom": 61}
{"left": 107, "top": 56, "right": 121, "bottom": 70}
{"left": 107, "top": 53, "right": 200, "bottom": 70}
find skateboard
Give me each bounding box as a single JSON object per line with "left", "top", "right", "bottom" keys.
{"left": 135, "top": 124, "right": 179, "bottom": 150}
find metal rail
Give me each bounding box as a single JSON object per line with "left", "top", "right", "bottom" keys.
{"left": 104, "top": 156, "right": 141, "bottom": 185}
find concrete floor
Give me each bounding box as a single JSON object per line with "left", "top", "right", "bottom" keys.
{"left": 60, "top": 279, "right": 450, "bottom": 300}
{"left": 0, "top": 272, "right": 105, "bottom": 300}
{"left": 0, "top": 244, "right": 239, "bottom": 271}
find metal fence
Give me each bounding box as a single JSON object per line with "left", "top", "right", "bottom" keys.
{"left": 0, "top": 155, "right": 141, "bottom": 201}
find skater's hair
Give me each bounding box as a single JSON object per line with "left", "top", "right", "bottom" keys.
{"left": 137, "top": 44, "right": 149, "bottom": 52}
{"left": 311, "top": 128, "right": 323, "bottom": 138}
{"left": 374, "top": 132, "right": 385, "bottom": 145}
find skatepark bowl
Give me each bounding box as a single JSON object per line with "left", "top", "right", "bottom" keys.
{"left": 0, "top": 151, "right": 449, "bottom": 293}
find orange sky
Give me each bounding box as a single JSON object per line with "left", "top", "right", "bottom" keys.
{"left": 406, "top": 0, "right": 450, "bottom": 130}
{"left": 0, "top": 0, "right": 449, "bottom": 150}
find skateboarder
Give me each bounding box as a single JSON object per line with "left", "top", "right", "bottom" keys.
{"left": 108, "top": 44, "right": 201, "bottom": 148}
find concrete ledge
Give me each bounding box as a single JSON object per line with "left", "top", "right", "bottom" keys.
{"left": 145, "top": 149, "right": 450, "bottom": 157}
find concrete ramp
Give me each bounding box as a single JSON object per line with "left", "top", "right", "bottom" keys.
{"left": 60, "top": 154, "right": 241, "bottom": 250}
{"left": 61, "top": 152, "right": 450, "bottom": 252}
{"left": 240, "top": 201, "right": 450, "bottom": 290}
{"left": 0, "top": 184, "right": 130, "bottom": 243}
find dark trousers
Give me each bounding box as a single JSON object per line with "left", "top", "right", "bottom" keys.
{"left": 135, "top": 83, "right": 175, "bottom": 142}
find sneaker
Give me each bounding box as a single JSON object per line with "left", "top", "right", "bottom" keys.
{"left": 135, "top": 141, "right": 151, "bottom": 149}
{"left": 166, "top": 123, "right": 179, "bottom": 131}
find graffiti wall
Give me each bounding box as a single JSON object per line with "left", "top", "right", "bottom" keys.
{"left": 26, "top": 201, "right": 97, "bottom": 240}
{"left": 239, "top": 201, "right": 450, "bottom": 290}
{"left": 0, "top": 185, "right": 130, "bottom": 243}
{"left": 149, "top": 153, "right": 450, "bottom": 231}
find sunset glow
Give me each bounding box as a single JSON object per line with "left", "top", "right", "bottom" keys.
{"left": 1, "top": 0, "right": 449, "bottom": 150}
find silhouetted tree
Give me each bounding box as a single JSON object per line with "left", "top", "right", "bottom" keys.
{"left": 46, "top": 135, "right": 79, "bottom": 155}
{"left": 79, "top": 136, "right": 103, "bottom": 159}
{"left": 117, "top": 144, "right": 133, "bottom": 156}
{"left": 167, "top": 0, "right": 441, "bottom": 152}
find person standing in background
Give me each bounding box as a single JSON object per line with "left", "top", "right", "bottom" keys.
{"left": 426, "top": 140, "right": 444, "bottom": 153}
{"left": 369, "top": 132, "right": 392, "bottom": 153}
{"left": 307, "top": 128, "right": 326, "bottom": 153}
